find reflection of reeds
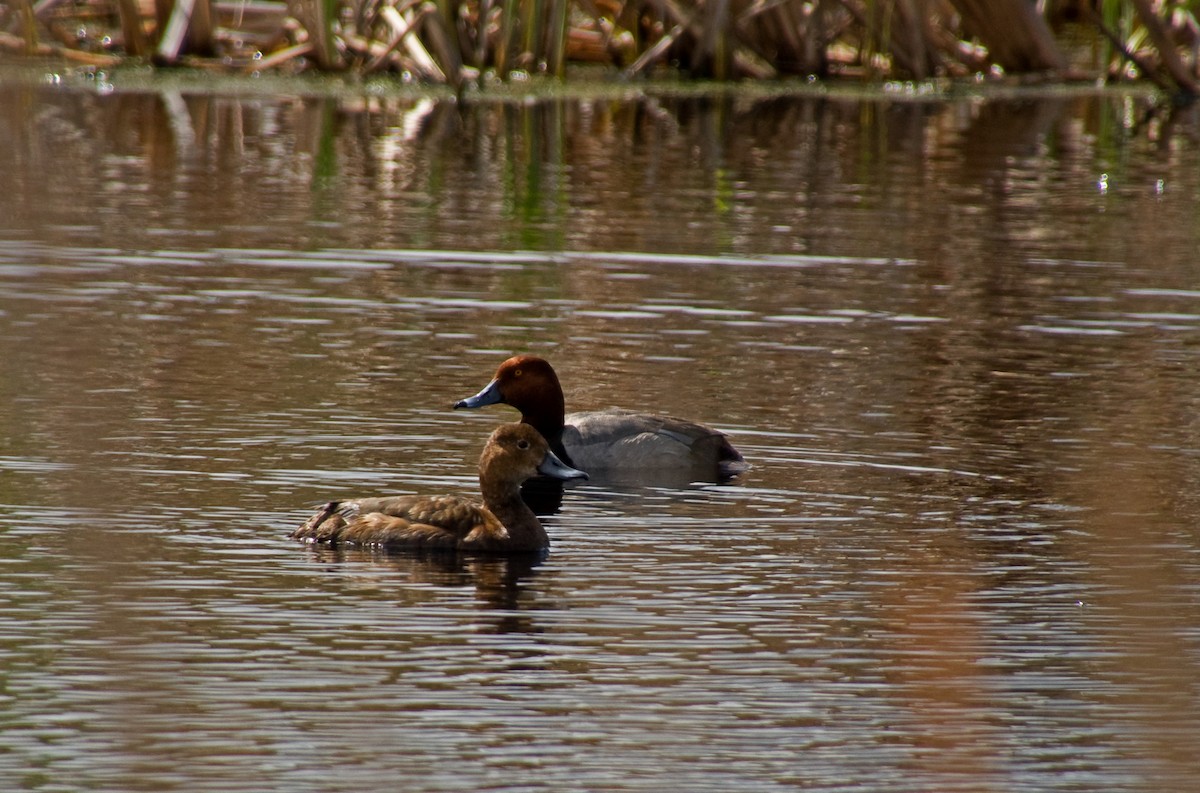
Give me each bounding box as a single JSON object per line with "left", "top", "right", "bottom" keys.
{"left": 1, "top": 0, "right": 1198, "bottom": 92}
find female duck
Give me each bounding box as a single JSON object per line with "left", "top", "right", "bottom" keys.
{"left": 454, "top": 355, "right": 746, "bottom": 480}
{"left": 292, "top": 423, "right": 587, "bottom": 554}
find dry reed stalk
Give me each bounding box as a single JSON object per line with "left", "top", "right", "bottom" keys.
{"left": 565, "top": 26, "right": 615, "bottom": 62}
{"left": 521, "top": 0, "right": 542, "bottom": 69}
{"left": 545, "top": 0, "right": 569, "bottom": 75}
{"left": 362, "top": 1, "right": 426, "bottom": 73}
{"left": 390, "top": 3, "right": 444, "bottom": 78}
{"left": 888, "top": 0, "right": 937, "bottom": 79}
{"left": 0, "top": 29, "right": 124, "bottom": 64}
{"left": 158, "top": 0, "right": 217, "bottom": 61}
{"left": 15, "top": 0, "right": 38, "bottom": 53}
{"left": 420, "top": 0, "right": 463, "bottom": 84}
{"left": 471, "top": 0, "right": 492, "bottom": 66}
{"left": 115, "top": 0, "right": 149, "bottom": 56}
{"left": 732, "top": 40, "right": 775, "bottom": 77}
{"left": 623, "top": 21, "right": 683, "bottom": 76}
{"left": 697, "top": 0, "right": 731, "bottom": 78}
{"left": 495, "top": 0, "right": 517, "bottom": 73}
{"left": 303, "top": 0, "right": 341, "bottom": 69}
{"left": 247, "top": 39, "right": 314, "bottom": 68}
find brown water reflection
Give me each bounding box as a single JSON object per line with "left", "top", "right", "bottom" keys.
{"left": 1, "top": 76, "right": 1199, "bottom": 791}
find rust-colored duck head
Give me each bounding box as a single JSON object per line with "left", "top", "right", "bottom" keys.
{"left": 454, "top": 355, "right": 568, "bottom": 452}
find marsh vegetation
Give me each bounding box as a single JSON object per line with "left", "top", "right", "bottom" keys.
{"left": 3, "top": 0, "right": 1200, "bottom": 93}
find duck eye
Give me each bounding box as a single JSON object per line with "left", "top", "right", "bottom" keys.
{"left": 513, "top": 369, "right": 522, "bottom": 378}
{"left": 517, "top": 439, "right": 530, "bottom": 449}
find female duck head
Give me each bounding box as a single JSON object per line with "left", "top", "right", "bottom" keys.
{"left": 479, "top": 422, "right": 586, "bottom": 491}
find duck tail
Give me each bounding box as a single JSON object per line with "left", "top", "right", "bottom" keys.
{"left": 717, "top": 438, "right": 749, "bottom": 480}
{"left": 293, "top": 500, "right": 345, "bottom": 541}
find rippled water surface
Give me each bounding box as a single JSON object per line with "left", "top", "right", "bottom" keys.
{"left": 2, "top": 74, "right": 1200, "bottom": 791}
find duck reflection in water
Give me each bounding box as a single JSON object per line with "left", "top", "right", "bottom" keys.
{"left": 293, "top": 423, "right": 587, "bottom": 555}
{"left": 298, "top": 544, "right": 546, "bottom": 635}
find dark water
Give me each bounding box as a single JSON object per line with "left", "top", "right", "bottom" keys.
{"left": 1, "top": 72, "right": 1200, "bottom": 791}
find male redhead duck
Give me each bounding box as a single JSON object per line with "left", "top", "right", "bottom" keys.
{"left": 292, "top": 423, "right": 587, "bottom": 554}
{"left": 454, "top": 355, "right": 746, "bottom": 480}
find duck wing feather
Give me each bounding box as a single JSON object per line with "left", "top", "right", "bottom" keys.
{"left": 564, "top": 409, "right": 742, "bottom": 472}
{"left": 293, "top": 495, "right": 507, "bottom": 550}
